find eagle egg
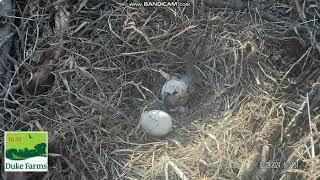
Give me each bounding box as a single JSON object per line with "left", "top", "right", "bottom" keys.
{"left": 140, "top": 110, "right": 172, "bottom": 137}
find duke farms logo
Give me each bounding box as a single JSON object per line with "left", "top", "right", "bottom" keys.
{"left": 4, "top": 132, "right": 48, "bottom": 172}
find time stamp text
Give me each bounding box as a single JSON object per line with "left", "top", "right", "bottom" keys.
{"left": 260, "top": 161, "right": 299, "bottom": 169}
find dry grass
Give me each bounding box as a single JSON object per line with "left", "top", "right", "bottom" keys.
{"left": 1, "top": 0, "right": 320, "bottom": 179}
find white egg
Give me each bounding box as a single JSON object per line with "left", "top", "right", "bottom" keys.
{"left": 140, "top": 110, "right": 173, "bottom": 137}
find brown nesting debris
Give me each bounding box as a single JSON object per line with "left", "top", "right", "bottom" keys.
{"left": 25, "top": 4, "right": 70, "bottom": 95}
{"left": 26, "top": 56, "right": 59, "bottom": 95}
{"left": 237, "top": 118, "right": 283, "bottom": 180}
{"left": 255, "top": 117, "right": 283, "bottom": 144}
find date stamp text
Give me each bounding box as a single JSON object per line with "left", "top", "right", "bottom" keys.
{"left": 260, "top": 161, "right": 299, "bottom": 169}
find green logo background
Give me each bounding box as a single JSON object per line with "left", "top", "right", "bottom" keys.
{"left": 5, "top": 132, "right": 48, "bottom": 160}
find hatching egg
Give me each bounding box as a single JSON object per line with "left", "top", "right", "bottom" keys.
{"left": 140, "top": 110, "right": 173, "bottom": 137}
{"left": 161, "top": 78, "right": 189, "bottom": 108}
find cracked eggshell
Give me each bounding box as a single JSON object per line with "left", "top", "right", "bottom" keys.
{"left": 140, "top": 110, "right": 172, "bottom": 137}
{"left": 161, "top": 78, "right": 188, "bottom": 100}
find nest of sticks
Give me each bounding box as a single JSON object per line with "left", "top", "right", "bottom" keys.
{"left": 0, "top": 0, "right": 320, "bottom": 179}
